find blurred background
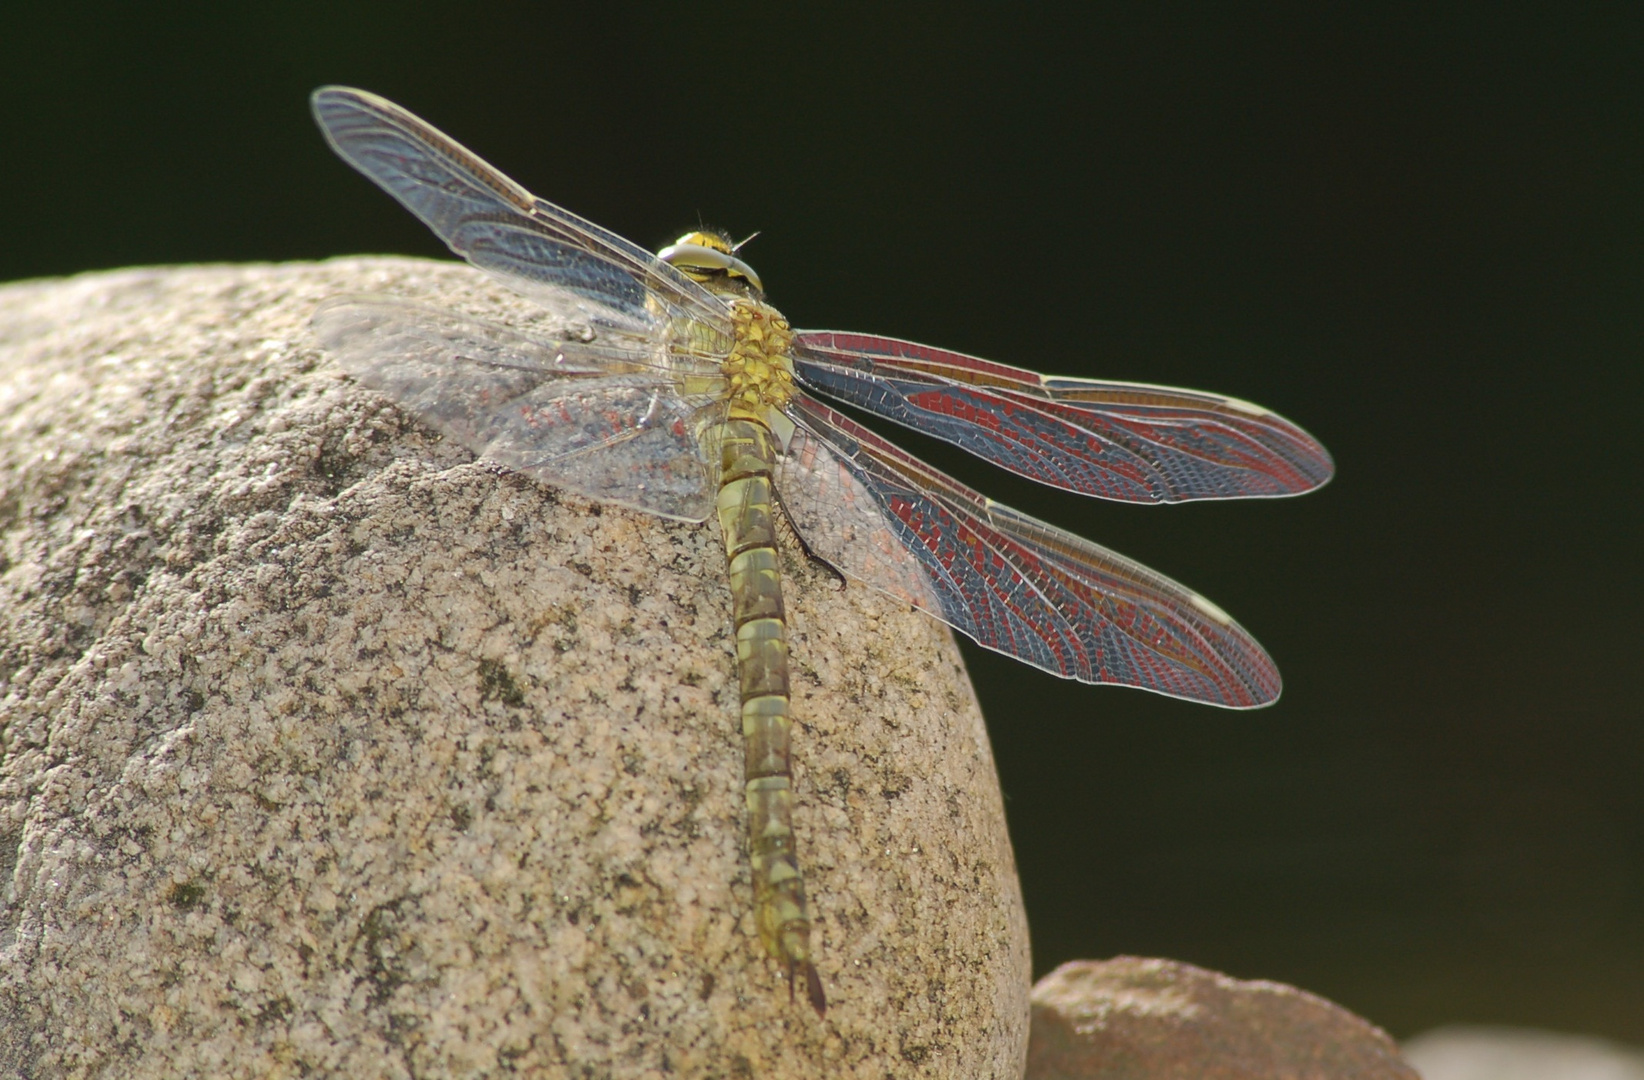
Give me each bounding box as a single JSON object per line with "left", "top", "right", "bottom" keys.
{"left": 5, "top": 2, "right": 1639, "bottom": 1043}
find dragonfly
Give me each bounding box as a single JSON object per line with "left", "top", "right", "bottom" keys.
{"left": 308, "top": 86, "right": 1333, "bottom": 1017}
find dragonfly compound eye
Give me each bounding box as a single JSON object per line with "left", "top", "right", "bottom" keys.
{"left": 658, "top": 231, "right": 764, "bottom": 292}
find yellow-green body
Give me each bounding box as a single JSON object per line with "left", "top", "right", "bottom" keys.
{"left": 690, "top": 287, "right": 825, "bottom": 1013}
{"left": 716, "top": 415, "right": 819, "bottom": 1008}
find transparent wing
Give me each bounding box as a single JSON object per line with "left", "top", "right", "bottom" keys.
{"left": 778, "top": 394, "right": 1282, "bottom": 708}
{"left": 314, "top": 297, "right": 725, "bottom": 521}
{"left": 792, "top": 331, "right": 1333, "bottom": 503}
{"left": 311, "top": 85, "right": 733, "bottom": 352}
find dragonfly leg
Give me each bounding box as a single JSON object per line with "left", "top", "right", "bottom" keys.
{"left": 775, "top": 490, "right": 848, "bottom": 589}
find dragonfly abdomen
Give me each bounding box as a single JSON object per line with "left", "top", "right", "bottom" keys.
{"left": 713, "top": 417, "right": 826, "bottom": 1015}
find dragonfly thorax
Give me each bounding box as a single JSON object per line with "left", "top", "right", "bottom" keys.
{"left": 658, "top": 231, "right": 794, "bottom": 430}
{"left": 724, "top": 299, "right": 797, "bottom": 424}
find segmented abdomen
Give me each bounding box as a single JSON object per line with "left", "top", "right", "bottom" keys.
{"left": 712, "top": 417, "right": 825, "bottom": 1015}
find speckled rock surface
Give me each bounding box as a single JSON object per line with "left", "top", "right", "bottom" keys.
{"left": 1025, "top": 957, "right": 1417, "bottom": 1080}
{"left": 0, "top": 259, "right": 1031, "bottom": 1079}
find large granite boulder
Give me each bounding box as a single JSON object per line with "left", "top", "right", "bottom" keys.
{"left": 0, "top": 259, "right": 1030, "bottom": 1079}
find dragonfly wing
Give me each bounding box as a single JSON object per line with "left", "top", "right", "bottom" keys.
{"left": 315, "top": 297, "right": 723, "bottom": 521}
{"left": 778, "top": 395, "right": 1282, "bottom": 707}
{"left": 792, "top": 331, "right": 1333, "bottom": 503}
{"left": 311, "top": 86, "right": 733, "bottom": 348}
{"left": 473, "top": 386, "right": 724, "bottom": 523}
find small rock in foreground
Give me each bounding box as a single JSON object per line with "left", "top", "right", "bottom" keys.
{"left": 1026, "top": 957, "right": 1419, "bottom": 1080}
{"left": 1404, "top": 1025, "right": 1644, "bottom": 1080}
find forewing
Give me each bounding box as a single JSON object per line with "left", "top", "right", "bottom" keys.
{"left": 778, "top": 395, "right": 1282, "bottom": 707}
{"left": 315, "top": 297, "right": 724, "bottom": 521}
{"left": 792, "top": 331, "right": 1333, "bottom": 503}
{"left": 311, "top": 86, "right": 732, "bottom": 349}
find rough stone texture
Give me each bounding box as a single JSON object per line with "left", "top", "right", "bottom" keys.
{"left": 0, "top": 259, "right": 1031, "bottom": 1079}
{"left": 1024, "top": 957, "right": 1418, "bottom": 1080}
{"left": 1404, "top": 1025, "right": 1644, "bottom": 1080}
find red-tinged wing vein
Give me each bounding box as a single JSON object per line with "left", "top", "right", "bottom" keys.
{"left": 779, "top": 395, "right": 1281, "bottom": 708}
{"left": 792, "top": 331, "right": 1333, "bottom": 504}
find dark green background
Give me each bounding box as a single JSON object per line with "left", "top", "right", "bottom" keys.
{"left": 7, "top": 3, "right": 1640, "bottom": 1042}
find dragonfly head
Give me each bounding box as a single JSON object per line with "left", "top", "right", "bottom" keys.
{"left": 658, "top": 230, "right": 764, "bottom": 296}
